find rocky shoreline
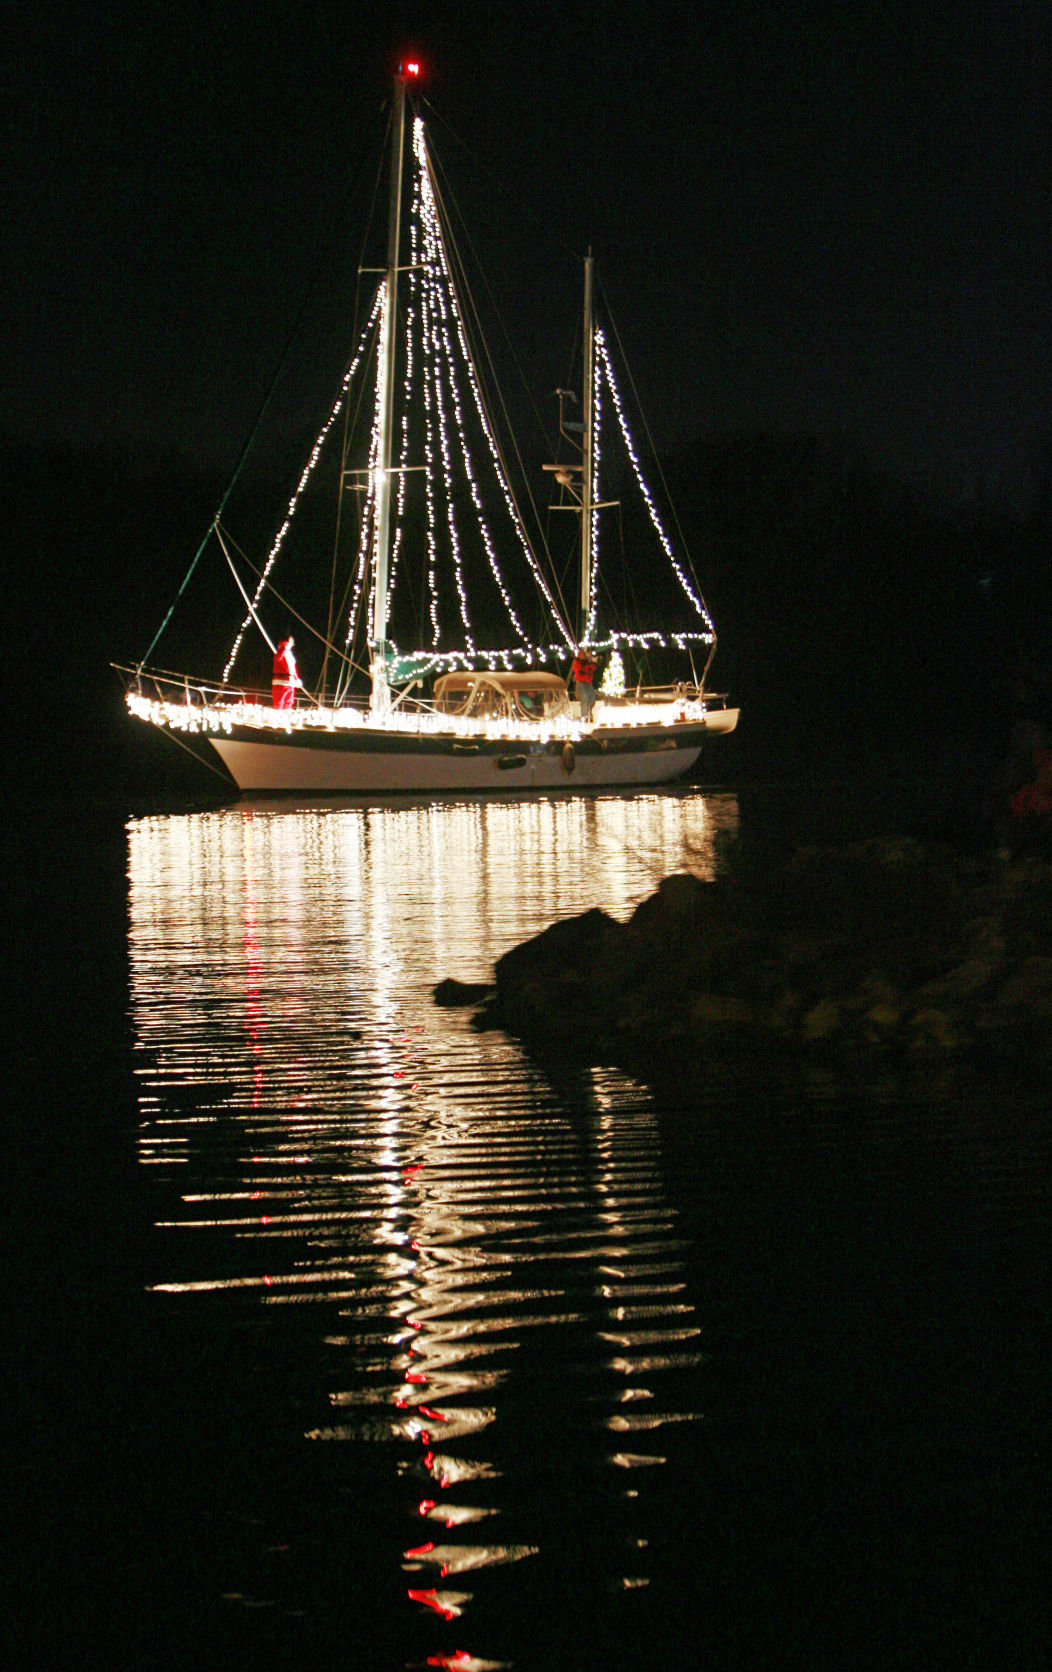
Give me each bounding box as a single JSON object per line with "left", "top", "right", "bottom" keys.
{"left": 436, "top": 838, "right": 1052, "bottom": 1086}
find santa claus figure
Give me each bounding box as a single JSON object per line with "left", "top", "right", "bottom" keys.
{"left": 272, "top": 637, "right": 301, "bottom": 709}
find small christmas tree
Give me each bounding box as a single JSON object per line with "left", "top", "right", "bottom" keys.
{"left": 599, "top": 649, "right": 625, "bottom": 698}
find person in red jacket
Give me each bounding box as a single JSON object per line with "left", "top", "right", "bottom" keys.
{"left": 272, "top": 637, "right": 301, "bottom": 709}
{"left": 572, "top": 646, "right": 598, "bottom": 722}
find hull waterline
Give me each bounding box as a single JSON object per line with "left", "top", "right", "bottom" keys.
{"left": 206, "top": 713, "right": 738, "bottom": 794}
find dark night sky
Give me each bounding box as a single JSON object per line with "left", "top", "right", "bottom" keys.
{"left": 4, "top": 0, "right": 1051, "bottom": 507}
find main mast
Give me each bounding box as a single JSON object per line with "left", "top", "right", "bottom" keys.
{"left": 371, "top": 59, "right": 417, "bottom": 716}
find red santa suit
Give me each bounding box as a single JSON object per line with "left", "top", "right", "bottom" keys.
{"left": 272, "top": 638, "right": 300, "bottom": 709}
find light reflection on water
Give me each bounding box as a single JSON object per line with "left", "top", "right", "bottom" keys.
{"left": 127, "top": 790, "right": 738, "bottom": 1661}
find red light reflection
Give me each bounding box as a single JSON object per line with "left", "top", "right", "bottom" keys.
{"left": 408, "top": 1588, "right": 456, "bottom": 1621}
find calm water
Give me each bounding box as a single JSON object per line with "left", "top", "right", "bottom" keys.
{"left": 125, "top": 792, "right": 737, "bottom": 1669}
{"left": 13, "top": 789, "right": 1050, "bottom": 1668}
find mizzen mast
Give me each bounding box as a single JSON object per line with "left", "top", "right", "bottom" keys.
{"left": 580, "top": 249, "right": 595, "bottom": 645}
{"left": 547, "top": 251, "right": 601, "bottom": 645}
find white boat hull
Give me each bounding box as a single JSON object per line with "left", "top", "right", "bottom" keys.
{"left": 206, "top": 712, "right": 738, "bottom": 794}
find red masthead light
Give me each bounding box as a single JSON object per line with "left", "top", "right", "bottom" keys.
{"left": 399, "top": 59, "right": 422, "bottom": 80}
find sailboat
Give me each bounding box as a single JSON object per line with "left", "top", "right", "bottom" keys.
{"left": 123, "top": 60, "right": 738, "bottom": 794}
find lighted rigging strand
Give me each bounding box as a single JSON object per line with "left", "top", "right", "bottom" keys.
{"left": 413, "top": 119, "right": 569, "bottom": 661}
{"left": 223, "top": 287, "right": 385, "bottom": 684}
{"left": 424, "top": 109, "right": 561, "bottom": 606}
{"left": 595, "top": 329, "right": 715, "bottom": 648}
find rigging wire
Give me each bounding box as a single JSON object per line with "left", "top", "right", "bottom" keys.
{"left": 216, "top": 523, "right": 368, "bottom": 688}
{"left": 424, "top": 131, "right": 572, "bottom": 643}
{"left": 223, "top": 287, "right": 385, "bottom": 683}
{"left": 216, "top": 525, "right": 275, "bottom": 653}
{"left": 597, "top": 278, "right": 715, "bottom": 625}
{"left": 153, "top": 722, "right": 238, "bottom": 784}
{"left": 322, "top": 104, "right": 396, "bottom": 696}
{"left": 420, "top": 150, "right": 572, "bottom": 652}
{"left": 135, "top": 119, "right": 381, "bottom": 678}
{"left": 324, "top": 282, "right": 385, "bottom": 697}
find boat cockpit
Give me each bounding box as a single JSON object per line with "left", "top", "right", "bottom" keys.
{"left": 433, "top": 670, "right": 570, "bottom": 721}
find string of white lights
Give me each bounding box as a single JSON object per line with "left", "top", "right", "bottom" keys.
{"left": 385, "top": 170, "right": 423, "bottom": 620}
{"left": 416, "top": 138, "right": 484, "bottom": 646}
{"left": 342, "top": 344, "right": 383, "bottom": 658}
{"left": 586, "top": 345, "right": 602, "bottom": 643}
{"left": 418, "top": 245, "right": 443, "bottom": 647}
{"left": 224, "top": 285, "right": 385, "bottom": 683}
{"left": 424, "top": 234, "right": 476, "bottom": 651}
{"left": 417, "top": 143, "right": 527, "bottom": 653}
{"left": 366, "top": 299, "right": 390, "bottom": 649}
{"left": 386, "top": 285, "right": 414, "bottom": 607}
{"left": 129, "top": 683, "right": 716, "bottom": 743}
{"left": 416, "top": 121, "right": 570, "bottom": 651}
{"left": 596, "top": 328, "right": 715, "bottom": 637}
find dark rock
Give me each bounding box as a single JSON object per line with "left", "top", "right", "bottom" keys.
{"left": 433, "top": 977, "right": 494, "bottom": 1008}
{"left": 615, "top": 871, "right": 740, "bottom": 1003}
{"left": 438, "top": 842, "right": 1052, "bottom": 1085}
{"left": 492, "top": 907, "right": 625, "bottom": 1042}
{"left": 627, "top": 870, "right": 709, "bottom": 929}
{"left": 468, "top": 996, "right": 504, "bottom": 1032}
{"left": 495, "top": 907, "right": 624, "bottom": 993}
